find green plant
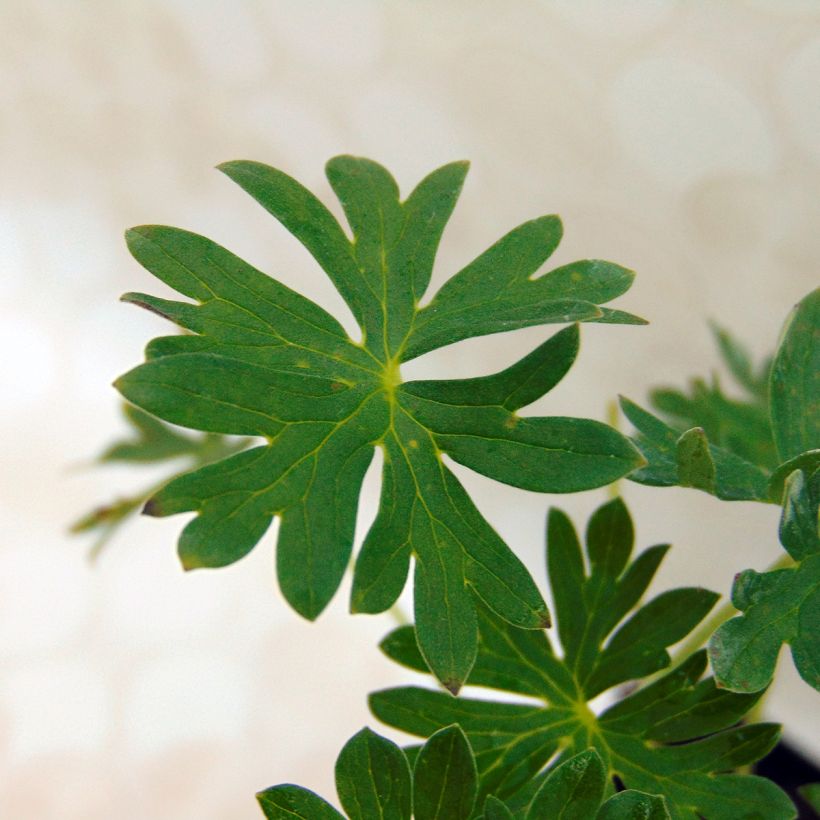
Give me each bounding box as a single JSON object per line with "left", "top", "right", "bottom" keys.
{"left": 80, "top": 157, "right": 818, "bottom": 818}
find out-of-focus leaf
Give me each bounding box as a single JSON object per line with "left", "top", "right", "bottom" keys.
{"left": 647, "top": 324, "right": 776, "bottom": 471}
{"left": 71, "top": 402, "right": 250, "bottom": 559}
{"left": 620, "top": 397, "right": 771, "bottom": 502}
{"left": 798, "top": 783, "right": 820, "bottom": 813}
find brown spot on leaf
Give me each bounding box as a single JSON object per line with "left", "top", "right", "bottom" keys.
{"left": 142, "top": 498, "right": 162, "bottom": 516}
{"left": 443, "top": 679, "right": 462, "bottom": 696}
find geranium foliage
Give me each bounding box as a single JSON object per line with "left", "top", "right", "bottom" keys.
{"left": 113, "top": 156, "right": 644, "bottom": 690}
{"left": 370, "top": 499, "right": 795, "bottom": 818}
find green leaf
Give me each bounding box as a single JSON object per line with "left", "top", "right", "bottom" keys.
{"left": 335, "top": 728, "right": 412, "bottom": 820}
{"left": 710, "top": 322, "right": 769, "bottom": 398}
{"left": 115, "top": 156, "right": 643, "bottom": 691}
{"left": 710, "top": 468, "right": 820, "bottom": 693}
{"left": 482, "top": 795, "right": 514, "bottom": 819}
{"left": 620, "top": 397, "right": 771, "bottom": 502}
{"left": 100, "top": 404, "right": 206, "bottom": 463}
{"left": 596, "top": 790, "right": 670, "bottom": 820}
{"left": 372, "top": 498, "right": 796, "bottom": 819}
{"left": 413, "top": 725, "right": 478, "bottom": 820}
{"left": 257, "top": 784, "right": 344, "bottom": 820}
{"left": 770, "top": 287, "right": 820, "bottom": 463}
{"left": 768, "top": 449, "right": 820, "bottom": 504}
{"left": 526, "top": 748, "right": 605, "bottom": 819}
{"left": 676, "top": 428, "right": 716, "bottom": 493}
{"left": 798, "top": 783, "right": 820, "bottom": 813}
{"left": 647, "top": 325, "right": 777, "bottom": 472}
{"left": 70, "top": 402, "right": 250, "bottom": 559}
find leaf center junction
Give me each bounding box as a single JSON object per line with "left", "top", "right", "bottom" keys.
{"left": 381, "top": 357, "right": 403, "bottom": 398}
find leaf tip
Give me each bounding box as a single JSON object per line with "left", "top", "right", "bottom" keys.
{"left": 442, "top": 679, "right": 463, "bottom": 696}
{"left": 124, "top": 225, "right": 154, "bottom": 249}
{"left": 215, "top": 159, "right": 251, "bottom": 180}
{"left": 120, "top": 292, "right": 173, "bottom": 321}
{"left": 111, "top": 374, "right": 126, "bottom": 396}
{"left": 142, "top": 497, "right": 163, "bottom": 517}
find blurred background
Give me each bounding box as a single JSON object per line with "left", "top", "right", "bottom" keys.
{"left": 1, "top": 1, "right": 819, "bottom": 817}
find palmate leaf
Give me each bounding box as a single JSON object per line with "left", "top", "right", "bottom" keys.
{"left": 696, "top": 288, "right": 820, "bottom": 693}
{"left": 709, "top": 468, "right": 820, "bottom": 693}
{"left": 371, "top": 498, "right": 795, "bottom": 819}
{"left": 255, "top": 728, "right": 667, "bottom": 820}
{"left": 114, "top": 155, "right": 644, "bottom": 691}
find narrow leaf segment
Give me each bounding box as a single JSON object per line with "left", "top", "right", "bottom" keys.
{"left": 371, "top": 499, "right": 796, "bottom": 819}
{"left": 255, "top": 728, "right": 669, "bottom": 820}
{"left": 257, "top": 725, "right": 475, "bottom": 820}
{"left": 114, "top": 156, "right": 644, "bottom": 691}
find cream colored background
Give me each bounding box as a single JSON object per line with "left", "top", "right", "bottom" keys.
{"left": 1, "top": 1, "right": 819, "bottom": 818}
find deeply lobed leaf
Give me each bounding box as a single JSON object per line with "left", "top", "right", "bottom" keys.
{"left": 698, "top": 289, "right": 819, "bottom": 693}
{"left": 709, "top": 468, "right": 820, "bottom": 693}
{"left": 371, "top": 499, "right": 795, "bottom": 819}
{"left": 255, "top": 728, "right": 671, "bottom": 820}
{"left": 115, "top": 156, "right": 644, "bottom": 690}
{"left": 624, "top": 287, "right": 819, "bottom": 507}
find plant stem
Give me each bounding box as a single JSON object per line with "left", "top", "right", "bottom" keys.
{"left": 667, "top": 551, "right": 795, "bottom": 666}
{"left": 388, "top": 602, "right": 410, "bottom": 626}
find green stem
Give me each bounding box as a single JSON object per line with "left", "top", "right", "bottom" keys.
{"left": 388, "top": 602, "right": 410, "bottom": 626}
{"left": 666, "top": 552, "right": 795, "bottom": 668}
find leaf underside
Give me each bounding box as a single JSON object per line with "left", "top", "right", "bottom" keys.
{"left": 115, "top": 155, "right": 644, "bottom": 690}
{"left": 371, "top": 499, "right": 795, "bottom": 819}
